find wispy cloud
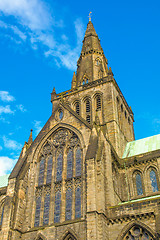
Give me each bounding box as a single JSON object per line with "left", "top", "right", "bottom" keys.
{"left": 0, "top": 91, "right": 15, "bottom": 102}
{"left": 16, "top": 104, "right": 27, "bottom": 112}
{"left": 33, "top": 120, "right": 43, "bottom": 135}
{"left": 0, "top": 156, "right": 17, "bottom": 175}
{"left": 0, "top": 146, "right": 2, "bottom": 151}
{"left": 0, "top": 105, "right": 14, "bottom": 115}
{"left": 3, "top": 136, "right": 22, "bottom": 150}
{"left": 0, "top": 0, "right": 85, "bottom": 70}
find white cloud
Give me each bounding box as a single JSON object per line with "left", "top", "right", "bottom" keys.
{"left": 0, "top": 1, "right": 85, "bottom": 70}
{"left": 0, "top": 156, "right": 17, "bottom": 175}
{"left": 0, "top": 91, "right": 15, "bottom": 102}
{"left": 3, "top": 136, "right": 22, "bottom": 150}
{"left": 0, "top": 105, "right": 14, "bottom": 115}
{"left": 16, "top": 104, "right": 27, "bottom": 112}
{"left": 0, "top": 0, "right": 52, "bottom": 31}
{"left": 0, "top": 146, "right": 2, "bottom": 151}
{"left": 33, "top": 120, "right": 43, "bottom": 135}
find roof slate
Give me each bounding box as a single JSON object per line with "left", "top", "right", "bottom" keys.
{"left": 0, "top": 174, "right": 9, "bottom": 188}
{"left": 122, "top": 134, "right": 160, "bottom": 158}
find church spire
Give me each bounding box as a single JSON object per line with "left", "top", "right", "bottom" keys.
{"left": 76, "top": 20, "right": 108, "bottom": 87}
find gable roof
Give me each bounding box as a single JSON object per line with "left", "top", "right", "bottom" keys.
{"left": 0, "top": 174, "right": 10, "bottom": 188}
{"left": 122, "top": 134, "right": 160, "bottom": 158}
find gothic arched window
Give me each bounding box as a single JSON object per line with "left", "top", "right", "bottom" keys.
{"left": 65, "top": 188, "right": 72, "bottom": 221}
{"left": 38, "top": 157, "right": 45, "bottom": 186}
{"left": 75, "top": 186, "right": 81, "bottom": 219}
{"left": 150, "top": 169, "right": 158, "bottom": 192}
{"left": 54, "top": 191, "right": 61, "bottom": 223}
{"left": 56, "top": 152, "right": 63, "bottom": 182}
{"left": 46, "top": 155, "right": 53, "bottom": 184}
{"left": 136, "top": 173, "right": 143, "bottom": 196}
{"left": 75, "top": 147, "right": 82, "bottom": 177}
{"left": 43, "top": 193, "right": 50, "bottom": 225}
{"left": 34, "top": 196, "right": 41, "bottom": 227}
{"left": 67, "top": 149, "right": 73, "bottom": 179}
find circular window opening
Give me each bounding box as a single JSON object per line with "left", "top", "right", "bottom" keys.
{"left": 59, "top": 109, "right": 63, "bottom": 120}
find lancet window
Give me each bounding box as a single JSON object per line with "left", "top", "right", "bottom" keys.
{"left": 136, "top": 173, "right": 143, "bottom": 196}
{"left": 96, "top": 95, "right": 101, "bottom": 111}
{"left": 75, "top": 102, "right": 80, "bottom": 115}
{"left": 35, "top": 128, "right": 83, "bottom": 227}
{"left": 43, "top": 193, "right": 50, "bottom": 225}
{"left": 34, "top": 196, "right": 41, "bottom": 227}
{"left": 54, "top": 190, "right": 61, "bottom": 223}
{"left": 65, "top": 188, "right": 72, "bottom": 220}
{"left": 150, "top": 169, "right": 158, "bottom": 192}
{"left": 85, "top": 98, "right": 91, "bottom": 123}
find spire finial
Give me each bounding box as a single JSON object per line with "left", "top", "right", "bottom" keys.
{"left": 28, "top": 129, "right": 33, "bottom": 145}
{"left": 88, "top": 12, "right": 92, "bottom": 22}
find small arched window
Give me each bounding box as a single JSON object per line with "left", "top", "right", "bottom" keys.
{"left": 34, "top": 196, "right": 41, "bottom": 227}
{"left": 56, "top": 152, "right": 63, "bottom": 182}
{"left": 86, "top": 99, "right": 90, "bottom": 113}
{"left": 54, "top": 191, "right": 61, "bottom": 223}
{"left": 38, "top": 157, "right": 45, "bottom": 186}
{"left": 67, "top": 149, "right": 73, "bottom": 179}
{"left": 75, "top": 102, "right": 80, "bottom": 115}
{"left": 65, "top": 188, "right": 72, "bottom": 221}
{"left": 136, "top": 173, "right": 143, "bottom": 195}
{"left": 96, "top": 95, "right": 101, "bottom": 111}
{"left": 75, "top": 186, "right": 81, "bottom": 219}
{"left": 43, "top": 193, "right": 50, "bottom": 225}
{"left": 150, "top": 169, "right": 158, "bottom": 192}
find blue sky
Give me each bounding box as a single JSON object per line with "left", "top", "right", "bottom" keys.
{"left": 0, "top": 0, "right": 160, "bottom": 175}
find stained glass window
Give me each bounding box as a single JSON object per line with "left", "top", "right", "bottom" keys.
{"left": 56, "top": 153, "right": 63, "bottom": 182}
{"left": 34, "top": 196, "right": 41, "bottom": 227}
{"left": 38, "top": 157, "right": 45, "bottom": 186}
{"left": 75, "top": 147, "right": 81, "bottom": 177}
{"left": 150, "top": 170, "right": 158, "bottom": 192}
{"left": 43, "top": 193, "right": 50, "bottom": 225}
{"left": 46, "top": 155, "right": 53, "bottom": 184}
{"left": 65, "top": 188, "right": 72, "bottom": 220}
{"left": 0, "top": 206, "right": 4, "bottom": 226}
{"left": 54, "top": 191, "right": 61, "bottom": 223}
{"left": 67, "top": 149, "right": 73, "bottom": 179}
{"left": 75, "top": 186, "right": 81, "bottom": 218}
{"left": 136, "top": 173, "right": 143, "bottom": 195}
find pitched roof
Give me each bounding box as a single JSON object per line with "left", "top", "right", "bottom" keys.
{"left": 0, "top": 174, "right": 9, "bottom": 188}
{"left": 122, "top": 134, "right": 160, "bottom": 158}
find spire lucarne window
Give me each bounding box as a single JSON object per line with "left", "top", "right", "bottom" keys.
{"left": 35, "top": 128, "right": 82, "bottom": 226}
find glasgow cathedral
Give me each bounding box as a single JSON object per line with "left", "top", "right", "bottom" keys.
{"left": 0, "top": 20, "right": 160, "bottom": 240}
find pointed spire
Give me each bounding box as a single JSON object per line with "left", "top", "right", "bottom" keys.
{"left": 71, "top": 72, "right": 77, "bottom": 90}
{"left": 28, "top": 129, "right": 33, "bottom": 145}
{"left": 108, "top": 67, "right": 114, "bottom": 76}
{"left": 76, "top": 21, "right": 108, "bottom": 86}
{"left": 51, "top": 87, "right": 57, "bottom": 102}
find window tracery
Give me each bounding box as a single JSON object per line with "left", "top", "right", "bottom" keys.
{"left": 122, "top": 225, "right": 154, "bottom": 239}
{"left": 150, "top": 169, "right": 158, "bottom": 192}
{"left": 35, "top": 128, "right": 83, "bottom": 226}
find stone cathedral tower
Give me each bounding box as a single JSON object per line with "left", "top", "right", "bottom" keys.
{"left": 0, "top": 20, "right": 160, "bottom": 240}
